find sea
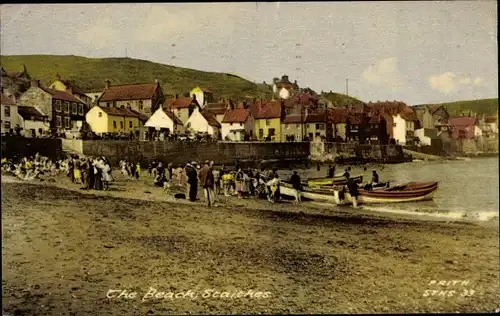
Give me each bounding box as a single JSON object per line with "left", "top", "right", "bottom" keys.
{"left": 278, "top": 157, "right": 499, "bottom": 222}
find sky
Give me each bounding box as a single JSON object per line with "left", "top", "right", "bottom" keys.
{"left": 0, "top": 2, "right": 497, "bottom": 105}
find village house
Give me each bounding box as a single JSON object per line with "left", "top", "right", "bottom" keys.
{"left": 304, "top": 109, "right": 329, "bottom": 141}
{"left": 327, "top": 107, "right": 349, "bottom": 141}
{"left": 85, "top": 104, "right": 145, "bottom": 135}
{"left": 203, "top": 101, "right": 231, "bottom": 124}
{"left": 367, "top": 101, "right": 420, "bottom": 145}
{"left": 164, "top": 96, "right": 201, "bottom": 125}
{"left": 221, "top": 105, "right": 254, "bottom": 141}
{"left": 98, "top": 80, "right": 164, "bottom": 116}
{"left": 272, "top": 75, "right": 299, "bottom": 100}
{"left": 144, "top": 107, "right": 185, "bottom": 135}
{"left": 412, "top": 104, "right": 450, "bottom": 129}
{"left": 281, "top": 113, "right": 306, "bottom": 142}
{"left": 17, "top": 79, "right": 88, "bottom": 134}
{"left": 17, "top": 106, "right": 49, "bottom": 137}
{"left": 85, "top": 91, "right": 104, "bottom": 106}
{"left": 484, "top": 116, "right": 498, "bottom": 134}
{"left": 190, "top": 87, "right": 214, "bottom": 107}
{"left": 1, "top": 92, "right": 19, "bottom": 134}
{"left": 448, "top": 115, "right": 479, "bottom": 140}
{"left": 250, "top": 99, "right": 283, "bottom": 141}
{"left": 185, "top": 106, "right": 221, "bottom": 139}
{"left": 49, "top": 74, "right": 91, "bottom": 105}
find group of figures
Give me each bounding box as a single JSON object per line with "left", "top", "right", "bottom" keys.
{"left": 65, "top": 156, "right": 113, "bottom": 190}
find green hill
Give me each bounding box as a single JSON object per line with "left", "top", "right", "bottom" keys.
{"left": 320, "top": 92, "right": 361, "bottom": 106}
{"left": 419, "top": 98, "right": 498, "bottom": 117}
{"left": 0, "top": 55, "right": 273, "bottom": 101}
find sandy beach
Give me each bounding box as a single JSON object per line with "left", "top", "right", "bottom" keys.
{"left": 2, "top": 172, "right": 499, "bottom": 315}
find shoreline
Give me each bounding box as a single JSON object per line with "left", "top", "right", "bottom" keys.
{"left": 2, "top": 173, "right": 499, "bottom": 314}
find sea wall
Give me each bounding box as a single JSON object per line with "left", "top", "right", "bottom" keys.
{"left": 310, "top": 141, "right": 407, "bottom": 163}
{"left": 1, "top": 136, "right": 63, "bottom": 160}
{"left": 81, "top": 141, "right": 310, "bottom": 166}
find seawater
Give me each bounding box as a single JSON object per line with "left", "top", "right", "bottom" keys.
{"left": 278, "top": 157, "right": 499, "bottom": 222}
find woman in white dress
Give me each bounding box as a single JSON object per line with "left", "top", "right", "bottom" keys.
{"left": 101, "top": 160, "right": 112, "bottom": 190}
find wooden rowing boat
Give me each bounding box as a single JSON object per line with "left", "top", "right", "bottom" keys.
{"left": 281, "top": 181, "right": 439, "bottom": 205}
{"left": 306, "top": 175, "right": 363, "bottom": 187}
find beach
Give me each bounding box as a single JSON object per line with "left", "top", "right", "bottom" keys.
{"left": 1, "top": 172, "right": 499, "bottom": 315}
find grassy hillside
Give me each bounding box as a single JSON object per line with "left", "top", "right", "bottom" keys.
{"left": 419, "top": 98, "right": 498, "bottom": 117}
{"left": 1, "top": 55, "right": 273, "bottom": 101}
{"left": 320, "top": 92, "right": 361, "bottom": 106}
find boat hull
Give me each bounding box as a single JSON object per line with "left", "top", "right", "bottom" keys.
{"left": 307, "top": 175, "right": 363, "bottom": 187}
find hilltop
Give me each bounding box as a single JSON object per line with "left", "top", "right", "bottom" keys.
{"left": 0, "top": 55, "right": 273, "bottom": 101}
{"left": 418, "top": 98, "right": 498, "bottom": 117}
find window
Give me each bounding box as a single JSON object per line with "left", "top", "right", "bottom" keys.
{"left": 55, "top": 100, "right": 62, "bottom": 112}
{"left": 38, "top": 128, "right": 43, "bottom": 135}
{"left": 120, "top": 121, "right": 124, "bottom": 129}
{"left": 72, "top": 102, "right": 77, "bottom": 114}
{"left": 285, "top": 124, "right": 290, "bottom": 130}
{"left": 106, "top": 102, "right": 111, "bottom": 107}
{"left": 126, "top": 103, "right": 131, "bottom": 110}
{"left": 64, "top": 117, "right": 70, "bottom": 128}
{"left": 266, "top": 119, "right": 271, "bottom": 126}
{"left": 98, "top": 112, "right": 103, "bottom": 118}
{"left": 139, "top": 101, "right": 144, "bottom": 111}
{"left": 230, "top": 123, "right": 233, "bottom": 126}
{"left": 239, "top": 123, "right": 243, "bottom": 127}
{"left": 393, "top": 123, "right": 397, "bottom": 127}
{"left": 64, "top": 101, "right": 69, "bottom": 113}
{"left": 78, "top": 104, "right": 84, "bottom": 115}
{"left": 4, "top": 121, "right": 11, "bottom": 129}
{"left": 113, "top": 121, "right": 117, "bottom": 128}
{"left": 316, "top": 123, "right": 325, "bottom": 130}
{"left": 4, "top": 106, "right": 10, "bottom": 117}
{"left": 295, "top": 124, "right": 300, "bottom": 128}
{"left": 56, "top": 116, "right": 62, "bottom": 127}
{"left": 129, "top": 121, "right": 132, "bottom": 128}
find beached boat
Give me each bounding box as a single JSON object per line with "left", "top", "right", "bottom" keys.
{"left": 281, "top": 181, "right": 439, "bottom": 205}
{"left": 306, "top": 175, "right": 363, "bottom": 187}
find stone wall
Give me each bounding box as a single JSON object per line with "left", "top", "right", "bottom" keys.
{"left": 1, "top": 136, "right": 63, "bottom": 160}
{"left": 311, "top": 141, "right": 406, "bottom": 162}
{"left": 81, "top": 141, "right": 310, "bottom": 166}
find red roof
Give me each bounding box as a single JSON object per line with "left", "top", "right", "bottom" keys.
{"left": 18, "top": 106, "right": 46, "bottom": 121}
{"left": 204, "top": 102, "right": 228, "bottom": 115}
{"left": 99, "top": 106, "right": 144, "bottom": 119}
{"left": 283, "top": 114, "right": 306, "bottom": 124}
{"left": 222, "top": 108, "right": 250, "bottom": 123}
{"left": 347, "top": 114, "right": 363, "bottom": 125}
{"left": 1, "top": 94, "right": 16, "bottom": 105}
{"left": 99, "top": 83, "right": 159, "bottom": 102}
{"left": 40, "top": 87, "right": 83, "bottom": 103}
{"left": 250, "top": 99, "right": 282, "bottom": 119}
{"left": 165, "top": 97, "right": 199, "bottom": 109}
{"left": 164, "top": 110, "right": 183, "bottom": 125}
{"left": 327, "top": 108, "right": 349, "bottom": 124}
{"left": 449, "top": 116, "right": 477, "bottom": 127}
{"left": 305, "top": 109, "right": 327, "bottom": 123}
{"left": 485, "top": 116, "right": 497, "bottom": 123}
{"left": 201, "top": 110, "right": 221, "bottom": 128}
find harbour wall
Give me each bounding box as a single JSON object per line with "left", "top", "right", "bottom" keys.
{"left": 1, "top": 136, "right": 63, "bottom": 161}
{"left": 80, "top": 141, "right": 311, "bottom": 167}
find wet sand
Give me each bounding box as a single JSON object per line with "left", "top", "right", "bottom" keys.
{"left": 2, "top": 172, "right": 499, "bottom": 315}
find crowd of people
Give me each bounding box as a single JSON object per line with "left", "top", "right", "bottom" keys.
{"left": 2, "top": 152, "right": 385, "bottom": 209}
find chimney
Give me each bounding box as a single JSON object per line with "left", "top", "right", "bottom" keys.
{"left": 105, "top": 79, "right": 111, "bottom": 90}
{"left": 175, "top": 94, "right": 179, "bottom": 99}
{"left": 294, "top": 80, "right": 297, "bottom": 85}
{"left": 56, "top": 73, "right": 61, "bottom": 80}
{"left": 31, "top": 80, "right": 40, "bottom": 88}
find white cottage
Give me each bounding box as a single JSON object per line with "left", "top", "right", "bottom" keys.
{"left": 145, "top": 107, "right": 185, "bottom": 134}
{"left": 17, "top": 106, "right": 49, "bottom": 137}
{"left": 1, "top": 93, "right": 19, "bottom": 134}
{"left": 185, "top": 107, "right": 221, "bottom": 139}
{"left": 221, "top": 107, "right": 254, "bottom": 141}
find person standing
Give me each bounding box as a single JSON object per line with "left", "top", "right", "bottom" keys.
{"left": 371, "top": 170, "right": 379, "bottom": 185}
{"left": 102, "top": 160, "right": 112, "bottom": 190}
{"left": 290, "top": 171, "right": 302, "bottom": 203}
{"left": 342, "top": 168, "right": 350, "bottom": 179}
{"left": 135, "top": 162, "right": 141, "bottom": 180}
{"left": 327, "top": 165, "right": 335, "bottom": 178}
{"left": 199, "top": 161, "right": 215, "bottom": 206}
{"left": 346, "top": 177, "right": 359, "bottom": 208}
{"left": 186, "top": 161, "right": 198, "bottom": 202}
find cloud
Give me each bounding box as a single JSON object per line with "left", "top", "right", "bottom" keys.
{"left": 132, "top": 4, "right": 240, "bottom": 43}
{"left": 428, "top": 72, "right": 484, "bottom": 94}
{"left": 361, "top": 57, "right": 404, "bottom": 91}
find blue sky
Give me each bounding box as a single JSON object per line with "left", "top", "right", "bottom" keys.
{"left": 1, "top": 2, "right": 497, "bottom": 104}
